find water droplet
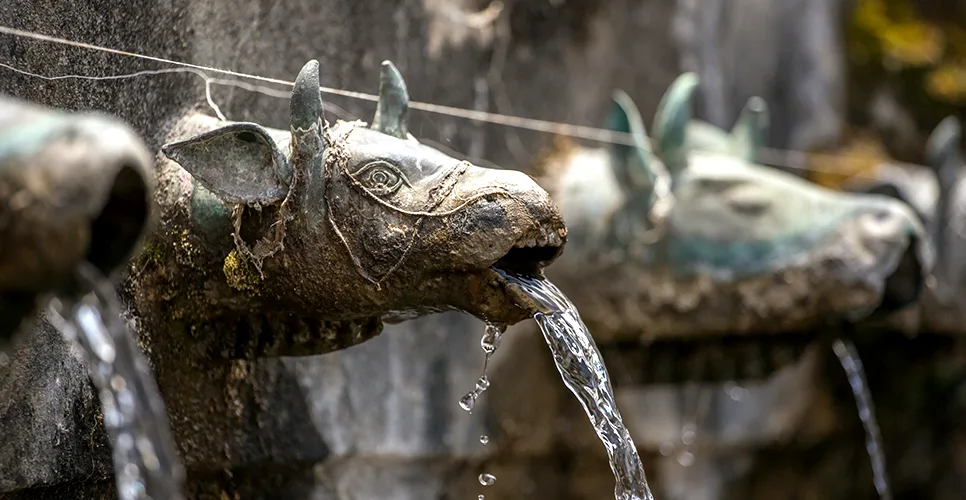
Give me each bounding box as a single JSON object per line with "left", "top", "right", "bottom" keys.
{"left": 110, "top": 375, "right": 127, "bottom": 391}
{"left": 478, "top": 473, "right": 497, "bottom": 486}
{"left": 459, "top": 392, "right": 477, "bottom": 412}
{"left": 476, "top": 376, "right": 490, "bottom": 392}
{"left": 659, "top": 441, "right": 675, "bottom": 456}
{"left": 478, "top": 495, "right": 485, "bottom": 500}
{"left": 681, "top": 423, "right": 697, "bottom": 446}
{"left": 676, "top": 450, "right": 695, "bottom": 467}
{"left": 480, "top": 323, "right": 505, "bottom": 354}
{"left": 480, "top": 435, "right": 489, "bottom": 445}
{"left": 724, "top": 381, "right": 747, "bottom": 401}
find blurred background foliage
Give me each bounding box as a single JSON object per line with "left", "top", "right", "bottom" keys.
{"left": 809, "top": 0, "right": 965, "bottom": 189}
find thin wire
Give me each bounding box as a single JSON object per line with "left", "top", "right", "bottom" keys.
{"left": 0, "top": 62, "right": 228, "bottom": 120}
{"left": 0, "top": 25, "right": 899, "bottom": 180}
{"left": 0, "top": 25, "right": 630, "bottom": 145}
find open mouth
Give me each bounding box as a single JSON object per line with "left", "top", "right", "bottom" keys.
{"left": 875, "top": 234, "right": 925, "bottom": 317}
{"left": 492, "top": 223, "right": 568, "bottom": 275}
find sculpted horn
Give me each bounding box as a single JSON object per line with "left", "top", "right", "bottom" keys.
{"left": 731, "top": 96, "right": 769, "bottom": 163}
{"left": 290, "top": 59, "right": 325, "bottom": 160}
{"left": 371, "top": 60, "right": 410, "bottom": 139}
{"left": 652, "top": 72, "right": 699, "bottom": 176}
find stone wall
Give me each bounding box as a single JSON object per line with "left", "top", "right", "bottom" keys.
{"left": 0, "top": 0, "right": 868, "bottom": 498}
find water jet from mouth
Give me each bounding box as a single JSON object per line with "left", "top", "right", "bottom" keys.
{"left": 494, "top": 267, "right": 654, "bottom": 500}
{"left": 47, "top": 262, "right": 185, "bottom": 500}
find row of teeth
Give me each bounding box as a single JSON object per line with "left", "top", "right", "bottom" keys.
{"left": 513, "top": 227, "right": 567, "bottom": 248}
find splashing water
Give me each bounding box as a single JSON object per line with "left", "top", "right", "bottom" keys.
{"left": 832, "top": 338, "right": 891, "bottom": 500}
{"left": 497, "top": 269, "right": 654, "bottom": 500}
{"left": 47, "top": 262, "right": 185, "bottom": 500}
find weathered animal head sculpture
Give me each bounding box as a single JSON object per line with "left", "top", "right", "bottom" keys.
{"left": 152, "top": 60, "right": 565, "bottom": 354}
{"left": 541, "top": 73, "right": 928, "bottom": 341}
{"left": 843, "top": 117, "right": 966, "bottom": 331}
{"left": 0, "top": 97, "right": 154, "bottom": 345}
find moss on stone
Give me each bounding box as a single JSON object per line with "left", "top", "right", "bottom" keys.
{"left": 222, "top": 249, "right": 262, "bottom": 294}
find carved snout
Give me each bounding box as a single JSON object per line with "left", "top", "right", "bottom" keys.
{"left": 0, "top": 97, "right": 155, "bottom": 338}
{"left": 418, "top": 164, "right": 568, "bottom": 326}
{"left": 446, "top": 166, "right": 566, "bottom": 274}
{"left": 847, "top": 197, "right": 930, "bottom": 315}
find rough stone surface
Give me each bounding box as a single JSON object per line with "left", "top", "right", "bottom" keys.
{"left": 671, "top": 0, "right": 849, "bottom": 154}
{"left": 0, "top": 0, "right": 872, "bottom": 498}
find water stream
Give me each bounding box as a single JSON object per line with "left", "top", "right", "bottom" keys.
{"left": 496, "top": 269, "right": 654, "bottom": 500}
{"left": 47, "top": 261, "right": 185, "bottom": 500}
{"left": 832, "top": 338, "right": 891, "bottom": 500}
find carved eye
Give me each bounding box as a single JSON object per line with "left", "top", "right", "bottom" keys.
{"left": 353, "top": 161, "right": 410, "bottom": 196}
{"left": 726, "top": 189, "right": 772, "bottom": 217}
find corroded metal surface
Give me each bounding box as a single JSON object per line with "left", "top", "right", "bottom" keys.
{"left": 138, "top": 60, "right": 567, "bottom": 360}
{"left": 541, "top": 73, "right": 929, "bottom": 342}
{"left": 0, "top": 97, "right": 155, "bottom": 345}
{"left": 844, "top": 116, "right": 966, "bottom": 335}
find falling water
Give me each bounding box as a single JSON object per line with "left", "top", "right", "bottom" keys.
{"left": 460, "top": 322, "right": 506, "bottom": 499}
{"left": 459, "top": 323, "right": 504, "bottom": 413}
{"left": 46, "top": 262, "right": 185, "bottom": 500}
{"left": 496, "top": 269, "right": 654, "bottom": 500}
{"left": 832, "top": 338, "right": 891, "bottom": 500}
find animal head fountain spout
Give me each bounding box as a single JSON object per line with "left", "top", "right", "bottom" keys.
{"left": 540, "top": 73, "right": 929, "bottom": 340}
{"left": 158, "top": 60, "right": 566, "bottom": 340}
{"left": 654, "top": 74, "right": 929, "bottom": 320}
{"left": 843, "top": 116, "right": 964, "bottom": 316}
{"left": 0, "top": 97, "right": 155, "bottom": 343}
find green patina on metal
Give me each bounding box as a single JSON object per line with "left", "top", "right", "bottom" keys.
{"left": 649, "top": 73, "right": 923, "bottom": 279}
{"left": 549, "top": 72, "right": 926, "bottom": 288}
{"left": 189, "top": 182, "right": 232, "bottom": 241}
{"left": 0, "top": 97, "right": 155, "bottom": 345}
{"left": 0, "top": 115, "right": 64, "bottom": 160}
{"left": 157, "top": 59, "right": 568, "bottom": 331}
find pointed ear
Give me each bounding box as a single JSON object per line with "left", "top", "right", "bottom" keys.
{"left": 290, "top": 59, "right": 326, "bottom": 159}
{"left": 161, "top": 123, "right": 291, "bottom": 206}
{"left": 371, "top": 60, "right": 410, "bottom": 139}
{"left": 608, "top": 90, "right": 673, "bottom": 226}
{"left": 652, "top": 73, "right": 699, "bottom": 175}
{"left": 608, "top": 90, "right": 657, "bottom": 193}
{"left": 926, "top": 116, "right": 963, "bottom": 175}
{"left": 730, "top": 96, "right": 769, "bottom": 163}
